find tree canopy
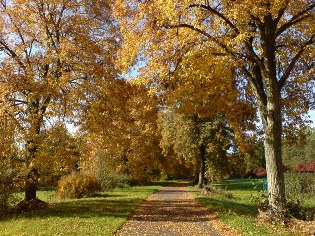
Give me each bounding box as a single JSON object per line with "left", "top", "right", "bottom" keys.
{"left": 0, "top": 0, "right": 314, "bottom": 221}
{"left": 114, "top": 0, "right": 315, "bottom": 216}
{"left": 0, "top": 0, "right": 118, "bottom": 200}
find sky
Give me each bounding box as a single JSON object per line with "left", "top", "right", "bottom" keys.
{"left": 309, "top": 110, "right": 315, "bottom": 127}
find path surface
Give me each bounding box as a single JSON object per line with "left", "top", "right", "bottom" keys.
{"left": 115, "top": 181, "right": 220, "bottom": 236}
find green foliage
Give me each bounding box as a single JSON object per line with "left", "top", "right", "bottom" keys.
{"left": 251, "top": 191, "right": 269, "bottom": 212}
{"left": 284, "top": 172, "right": 315, "bottom": 220}
{"left": 0, "top": 156, "right": 20, "bottom": 215}
{"left": 283, "top": 128, "right": 315, "bottom": 169}
{"left": 100, "top": 173, "right": 131, "bottom": 190}
{"left": 285, "top": 172, "right": 315, "bottom": 198}
{"left": 0, "top": 119, "right": 19, "bottom": 214}
{"left": 250, "top": 173, "right": 315, "bottom": 220}
{"left": 0, "top": 174, "right": 12, "bottom": 214}
{"left": 56, "top": 172, "right": 101, "bottom": 199}
{"left": 159, "top": 111, "right": 233, "bottom": 182}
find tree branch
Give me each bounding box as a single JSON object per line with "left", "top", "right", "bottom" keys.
{"left": 0, "top": 41, "right": 26, "bottom": 71}
{"left": 164, "top": 23, "right": 237, "bottom": 58}
{"left": 188, "top": 5, "right": 265, "bottom": 75}
{"left": 241, "top": 65, "right": 267, "bottom": 107}
{"left": 279, "top": 33, "right": 315, "bottom": 89}
{"left": 274, "top": 0, "right": 290, "bottom": 24}
{"left": 189, "top": 4, "right": 239, "bottom": 34}
{"left": 276, "top": 4, "right": 315, "bottom": 38}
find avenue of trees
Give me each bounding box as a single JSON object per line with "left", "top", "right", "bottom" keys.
{"left": 0, "top": 0, "right": 314, "bottom": 221}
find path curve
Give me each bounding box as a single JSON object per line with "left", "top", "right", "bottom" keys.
{"left": 115, "top": 181, "right": 220, "bottom": 236}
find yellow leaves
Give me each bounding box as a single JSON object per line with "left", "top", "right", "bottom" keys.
{"left": 230, "top": 32, "right": 255, "bottom": 45}
{"left": 81, "top": 77, "right": 163, "bottom": 182}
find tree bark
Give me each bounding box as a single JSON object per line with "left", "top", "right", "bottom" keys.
{"left": 25, "top": 139, "right": 40, "bottom": 201}
{"left": 261, "top": 87, "right": 286, "bottom": 216}
{"left": 194, "top": 161, "right": 200, "bottom": 185}
{"left": 24, "top": 103, "right": 42, "bottom": 201}
{"left": 253, "top": 14, "right": 286, "bottom": 217}
{"left": 197, "top": 145, "right": 206, "bottom": 188}
{"left": 25, "top": 168, "right": 39, "bottom": 201}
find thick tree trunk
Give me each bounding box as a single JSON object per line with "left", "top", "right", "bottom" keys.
{"left": 262, "top": 90, "right": 286, "bottom": 217}
{"left": 24, "top": 115, "right": 41, "bottom": 201}
{"left": 25, "top": 168, "right": 39, "bottom": 201}
{"left": 252, "top": 15, "right": 286, "bottom": 217}
{"left": 197, "top": 146, "right": 206, "bottom": 188}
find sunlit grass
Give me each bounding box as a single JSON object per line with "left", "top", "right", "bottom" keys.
{"left": 193, "top": 178, "right": 315, "bottom": 236}
{"left": 1, "top": 184, "right": 166, "bottom": 236}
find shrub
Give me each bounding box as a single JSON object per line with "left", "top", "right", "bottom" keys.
{"left": 0, "top": 160, "right": 17, "bottom": 215}
{"left": 251, "top": 191, "right": 314, "bottom": 220}
{"left": 251, "top": 191, "right": 269, "bottom": 211}
{"left": 252, "top": 172, "right": 315, "bottom": 220}
{"left": 56, "top": 172, "right": 101, "bottom": 199}
{"left": 285, "top": 172, "right": 315, "bottom": 198}
{"left": 246, "top": 167, "right": 267, "bottom": 178}
{"left": 100, "top": 173, "right": 131, "bottom": 190}
{"left": 296, "top": 161, "right": 315, "bottom": 172}
{"left": 0, "top": 178, "right": 12, "bottom": 214}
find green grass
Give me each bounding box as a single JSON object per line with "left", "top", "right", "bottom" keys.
{"left": 193, "top": 178, "right": 315, "bottom": 236}
{"left": 0, "top": 183, "right": 166, "bottom": 236}
{"left": 304, "top": 197, "right": 315, "bottom": 207}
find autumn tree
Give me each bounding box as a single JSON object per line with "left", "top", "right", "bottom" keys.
{"left": 159, "top": 110, "right": 233, "bottom": 188}
{"left": 0, "top": 0, "right": 117, "bottom": 202}
{"left": 82, "top": 79, "right": 164, "bottom": 184}
{"left": 36, "top": 124, "right": 81, "bottom": 187}
{"left": 115, "top": 0, "right": 315, "bottom": 217}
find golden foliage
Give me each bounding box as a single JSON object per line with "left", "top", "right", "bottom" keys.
{"left": 81, "top": 79, "right": 164, "bottom": 183}
{"left": 0, "top": 0, "right": 118, "bottom": 196}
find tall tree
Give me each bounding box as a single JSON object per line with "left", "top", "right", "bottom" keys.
{"left": 82, "top": 79, "right": 164, "bottom": 184}
{"left": 115, "top": 0, "right": 315, "bottom": 217}
{"left": 0, "top": 0, "right": 117, "bottom": 202}
{"left": 159, "top": 110, "right": 233, "bottom": 188}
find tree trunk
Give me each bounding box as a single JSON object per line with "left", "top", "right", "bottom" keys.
{"left": 25, "top": 168, "right": 39, "bottom": 201}
{"left": 194, "top": 162, "right": 199, "bottom": 185}
{"left": 262, "top": 90, "right": 286, "bottom": 217}
{"left": 24, "top": 115, "right": 41, "bottom": 201}
{"left": 197, "top": 145, "right": 206, "bottom": 188}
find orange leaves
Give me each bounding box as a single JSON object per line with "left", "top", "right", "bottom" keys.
{"left": 81, "top": 79, "right": 163, "bottom": 183}
{"left": 0, "top": 0, "right": 120, "bottom": 196}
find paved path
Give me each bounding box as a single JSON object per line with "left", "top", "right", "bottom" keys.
{"left": 115, "top": 181, "right": 220, "bottom": 236}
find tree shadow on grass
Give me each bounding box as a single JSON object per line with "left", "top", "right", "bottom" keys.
{"left": 0, "top": 181, "right": 189, "bottom": 222}
{"left": 197, "top": 196, "right": 258, "bottom": 217}
{"left": 212, "top": 178, "right": 265, "bottom": 191}
{"left": 1, "top": 195, "right": 145, "bottom": 222}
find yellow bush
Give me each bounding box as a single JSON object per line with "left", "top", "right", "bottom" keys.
{"left": 56, "top": 172, "right": 101, "bottom": 199}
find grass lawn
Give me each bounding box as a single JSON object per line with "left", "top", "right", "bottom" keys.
{"left": 0, "top": 183, "right": 166, "bottom": 236}
{"left": 194, "top": 178, "right": 315, "bottom": 236}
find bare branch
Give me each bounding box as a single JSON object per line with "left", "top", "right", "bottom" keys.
{"left": 276, "top": 4, "right": 315, "bottom": 38}
{"left": 164, "top": 23, "right": 237, "bottom": 58}
{"left": 274, "top": 0, "right": 290, "bottom": 24}
{"left": 279, "top": 33, "right": 315, "bottom": 89}
{"left": 189, "top": 4, "right": 239, "bottom": 34}
{"left": 0, "top": 41, "right": 26, "bottom": 71}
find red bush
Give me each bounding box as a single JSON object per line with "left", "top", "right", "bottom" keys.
{"left": 246, "top": 167, "right": 267, "bottom": 178}
{"left": 296, "top": 161, "right": 315, "bottom": 172}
